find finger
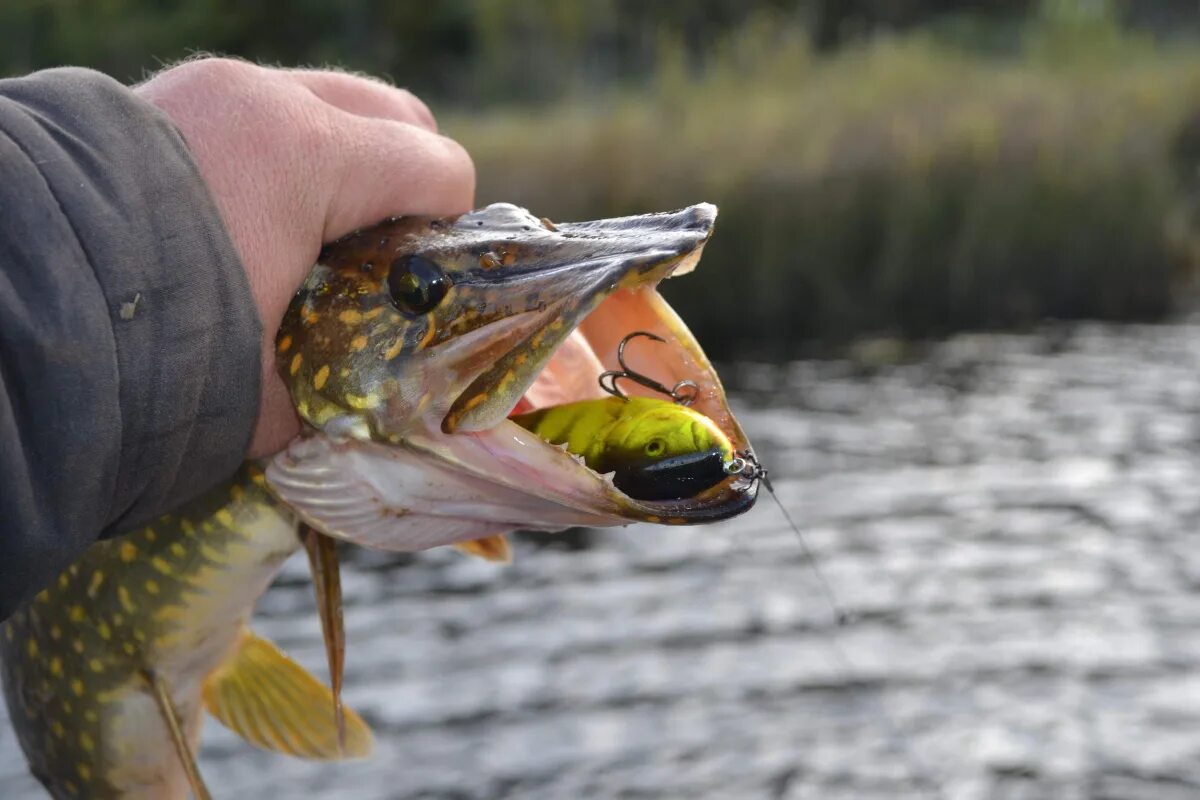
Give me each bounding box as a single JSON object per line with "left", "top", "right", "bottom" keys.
{"left": 325, "top": 117, "right": 475, "bottom": 239}
{"left": 289, "top": 70, "right": 438, "bottom": 132}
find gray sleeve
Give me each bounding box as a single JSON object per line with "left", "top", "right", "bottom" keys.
{"left": 0, "top": 68, "right": 262, "bottom": 619}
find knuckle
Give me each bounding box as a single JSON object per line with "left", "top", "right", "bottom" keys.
{"left": 172, "top": 55, "right": 258, "bottom": 88}
{"left": 396, "top": 89, "right": 438, "bottom": 132}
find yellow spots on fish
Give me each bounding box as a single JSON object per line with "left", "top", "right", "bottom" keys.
{"left": 64, "top": 780, "right": 79, "bottom": 796}
{"left": 132, "top": 629, "right": 146, "bottom": 643}
{"left": 216, "top": 508, "right": 235, "bottom": 528}
{"left": 514, "top": 352, "right": 528, "bottom": 367}
{"left": 170, "top": 542, "right": 188, "bottom": 558}
{"left": 112, "top": 613, "right": 124, "bottom": 626}
{"left": 70, "top": 679, "right": 84, "bottom": 697}
{"left": 79, "top": 732, "right": 95, "bottom": 752}
{"left": 530, "top": 329, "right": 547, "bottom": 349}
{"left": 350, "top": 334, "right": 369, "bottom": 352}
{"left": 97, "top": 622, "right": 111, "bottom": 640}
{"left": 151, "top": 557, "right": 173, "bottom": 576}
{"left": 122, "top": 642, "right": 136, "bottom": 656}
{"left": 35, "top": 589, "right": 49, "bottom": 604}
{"left": 26, "top": 639, "right": 38, "bottom": 658}
{"left": 119, "top": 541, "right": 137, "bottom": 562}
{"left": 118, "top": 586, "right": 135, "bottom": 614}
{"left": 143, "top": 527, "right": 156, "bottom": 543}
{"left": 419, "top": 321, "right": 437, "bottom": 349}
{"left": 84, "top": 710, "right": 98, "bottom": 723}
{"left": 145, "top": 579, "right": 160, "bottom": 596}
{"left": 69, "top": 605, "right": 85, "bottom": 623}
{"left": 200, "top": 542, "right": 227, "bottom": 563}
{"left": 50, "top": 720, "right": 65, "bottom": 739}
{"left": 89, "top": 658, "right": 104, "bottom": 673}
{"left": 49, "top": 656, "right": 63, "bottom": 677}
{"left": 181, "top": 517, "right": 197, "bottom": 536}
{"left": 338, "top": 309, "right": 362, "bottom": 324}
{"left": 72, "top": 639, "right": 84, "bottom": 654}
{"left": 250, "top": 469, "right": 267, "bottom": 487}
{"left": 276, "top": 333, "right": 293, "bottom": 353}
{"left": 313, "top": 364, "right": 331, "bottom": 390}
{"left": 384, "top": 337, "right": 404, "bottom": 360}
{"left": 300, "top": 305, "right": 319, "bottom": 325}
{"left": 290, "top": 353, "right": 304, "bottom": 376}
{"left": 496, "top": 370, "right": 518, "bottom": 396}
{"left": 549, "top": 317, "right": 565, "bottom": 331}
{"left": 50, "top": 625, "right": 62, "bottom": 641}
{"left": 87, "top": 571, "right": 104, "bottom": 598}
{"left": 58, "top": 573, "right": 69, "bottom": 590}
{"left": 460, "top": 393, "right": 488, "bottom": 415}
{"left": 76, "top": 763, "right": 91, "bottom": 781}
{"left": 364, "top": 306, "right": 385, "bottom": 320}
{"left": 344, "top": 393, "right": 379, "bottom": 410}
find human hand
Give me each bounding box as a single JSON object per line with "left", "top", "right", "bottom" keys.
{"left": 135, "top": 58, "right": 475, "bottom": 458}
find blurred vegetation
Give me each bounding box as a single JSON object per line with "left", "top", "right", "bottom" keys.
{"left": 6, "top": 1, "right": 1200, "bottom": 355}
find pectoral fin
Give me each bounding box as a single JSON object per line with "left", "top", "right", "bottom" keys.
{"left": 300, "top": 524, "right": 346, "bottom": 751}
{"left": 145, "top": 669, "right": 211, "bottom": 800}
{"left": 202, "top": 629, "right": 373, "bottom": 760}
{"left": 453, "top": 534, "right": 513, "bottom": 563}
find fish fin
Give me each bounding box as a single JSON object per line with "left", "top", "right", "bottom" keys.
{"left": 144, "top": 669, "right": 212, "bottom": 800}
{"left": 202, "top": 629, "right": 373, "bottom": 760}
{"left": 453, "top": 534, "right": 513, "bottom": 563}
{"left": 300, "top": 524, "right": 346, "bottom": 752}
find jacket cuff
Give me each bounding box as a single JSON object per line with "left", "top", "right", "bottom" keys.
{"left": 0, "top": 67, "right": 261, "bottom": 533}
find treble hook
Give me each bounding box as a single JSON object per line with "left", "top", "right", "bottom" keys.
{"left": 598, "top": 331, "right": 699, "bottom": 406}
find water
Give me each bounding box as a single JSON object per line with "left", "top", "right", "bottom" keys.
{"left": 6, "top": 322, "right": 1200, "bottom": 799}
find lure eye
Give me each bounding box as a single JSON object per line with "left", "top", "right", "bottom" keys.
{"left": 644, "top": 438, "right": 666, "bottom": 457}
{"left": 387, "top": 255, "right": 450, "bottom": 315}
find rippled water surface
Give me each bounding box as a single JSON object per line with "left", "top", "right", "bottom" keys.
{"left": 6, "top": 323, "right": 1200, "bottom": 799}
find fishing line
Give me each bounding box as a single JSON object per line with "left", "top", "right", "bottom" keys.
{"left": 761, "top": 474, "right": 849, "bottom": 626}
{"left": 751, "top": 466, "right": 948, "bottom": 799}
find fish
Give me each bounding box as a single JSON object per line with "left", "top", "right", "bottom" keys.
{"left": 510, "top": 396, "right": 736, "bottom": 501}
{"left": 2, "top": 202, "right": 761, "bottom": 799}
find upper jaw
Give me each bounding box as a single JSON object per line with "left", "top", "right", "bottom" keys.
{"left": 268, "top": 203, "right": 758, "bottom": 550}
{"left": 437, "top": 203, "right": 721, "bottom": 435}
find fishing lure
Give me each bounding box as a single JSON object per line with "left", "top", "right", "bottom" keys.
{"left": 510, "top": 395, "right": 736, "bottom": 501}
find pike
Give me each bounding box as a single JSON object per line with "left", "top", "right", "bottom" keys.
{"left": 1, "top": 203, "right": 760, "bottom": 799}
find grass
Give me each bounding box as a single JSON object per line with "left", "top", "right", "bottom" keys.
{"left": 447, "top": 17, "right": 1200, "bottom": 358}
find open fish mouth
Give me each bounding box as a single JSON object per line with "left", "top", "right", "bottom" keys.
{"left": 267, "top": 203, "right": 758, "bottom": 551}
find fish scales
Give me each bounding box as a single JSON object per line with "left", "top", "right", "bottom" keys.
{"left": 2, "top": 466, "right": 297, "bottom": 799}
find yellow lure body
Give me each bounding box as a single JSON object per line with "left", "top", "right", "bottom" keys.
{"left": 511, "top": 396, "right": 734, "bottom": 476}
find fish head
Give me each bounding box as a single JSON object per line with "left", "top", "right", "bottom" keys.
{"left": 268, "top": 202, "right": 759, "bottom": 549}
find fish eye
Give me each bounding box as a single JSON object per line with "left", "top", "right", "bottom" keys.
{"left": 644, "top": 438, "right": 666, "bottom": 457}
{"left": 387, "top": 255, "right": 450, "bottom": 315}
